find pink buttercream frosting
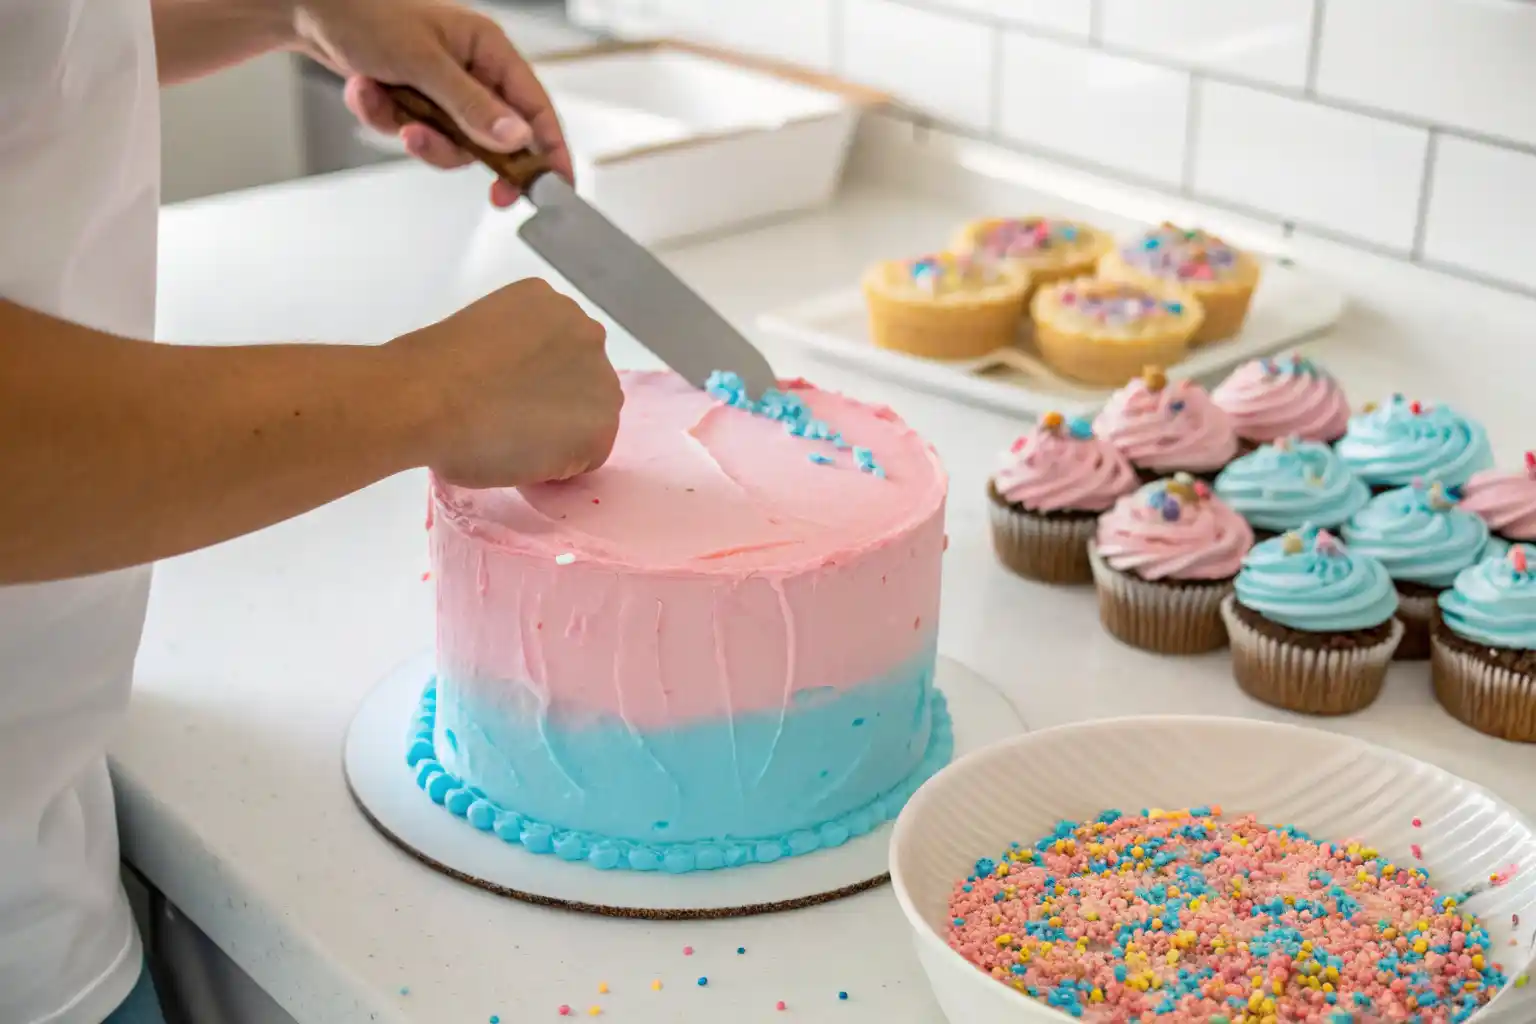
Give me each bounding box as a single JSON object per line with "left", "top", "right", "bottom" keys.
{"left": 1210, "top": 354, "right": 1351, "bottom": 443}
{"left": 1093, "top": 373, "right": 1239, "bottom": 473}
{"left": 1460, "top": 461, "right": 1536, "bottom": 539}
{"left": 1094, "top": 477, "right": 1253, "bottom": 580}
{"left": 431, "top": 372, "right": 948, "bottom": 726}
{"left": 991, "top": 416, "right": 1138, "bottom": 513}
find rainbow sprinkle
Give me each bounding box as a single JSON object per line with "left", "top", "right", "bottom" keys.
{"left": 947, "top": 809, "right": 1506, "bottom": 1022}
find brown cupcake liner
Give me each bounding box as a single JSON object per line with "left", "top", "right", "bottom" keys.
{"left": 1221, "top": 596, "right": 1403, "bottom": 715}
{"left": 1431, "top": 632, "right": 1536, "bottom": 743}
{"left": 1087, "top": 543, "right": 1232, "bottom": 654}
{"left": 1393, "top": 591, "right": 1438, "bottom": 661}
{"left": 989, "top": 501, "right": 1098, "bottom": 584}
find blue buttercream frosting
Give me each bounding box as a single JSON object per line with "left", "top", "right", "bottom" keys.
{"left": 1341, "top": 481, "right": 1490, "bottom": 587}
{"left": 1214, "top": 438, "right": 1369, "bottom": 532}
{"left": 414, "top": 657, "right": 952, "bottom": 872}
{"left": 1335, "top": 396, "right": 1493, "bottom": 489}
{"left": 1438, "top": 545, "right": 1536, "bottom": 651}
{"left": 1235, "top": 526, "right": 1398, "bottom": 632}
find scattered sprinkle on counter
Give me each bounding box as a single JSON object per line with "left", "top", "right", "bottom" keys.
{"left": 738, "top": 946, "right": 747, "bottom": 954}
{"left": 683, "top": 945, "right": 694, "bottom": 956}
{"left": 398, "top": 987, "right": 409, "bottom": 996}
{"left": 1412, "top": 818, "right": 1422, "bottom": 828}
{"left": 776, "top": 1000, "right": 787, "bottom": 1011}
{"left": 946, "top": 807, "right": 1507, "bottom": 1022}
{"left": 587, "top": 1007, "right": 601, "bottom": 1017}
{"left": 489, "top": 1016, "right": 499, "bottom": 1023}
{"left": 651, "top": 979, "right": 663, "bottom": 991}
{"left": 697, "top": 976, "right": 708, "bottom": 986}
{"left": 838, "top": 991, "right": 848, "bottom": 1001}
{"left": 557, "top": 1006, "right": 570, "bottom": 1016}
{"left": 596, "top": 982, "right": 608, "bottom": 994}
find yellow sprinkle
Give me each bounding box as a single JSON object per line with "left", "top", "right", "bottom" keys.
{"left": 1324, "top": 966, "right": 1339, "bottom": 983}
{"left": 995, "top": 934, "right": 1014, "bottom": 947}
{"left": 1272, "top": 978, "right": 1284, "bottom": 995}
{"left": 1049, "top": 916, "right": 1063, "bottom": 928}
{"left": 588, "top": 1008, "right": 601, "bottom": 1017}
{"left": 1516, "top": 975, "right": 1528, "bottom": 988}
{"left": 1084, "top": 910, "right": 1099, "bottom": 922}
{"left": 1413, "top": 939, "right": 1429, "bottom": 954}
{"left": 1089, "top": 987, "right": 1104, "bottom": 1003}
{"left": 1151, "top": 918, "right": 1164, "bottom": 931}
{"left": 1166, "top": 951, "right": 1180, "bottom": 965}
{"left": 651, "top": 980, "right": 662, "bottom": 991}
{"left": 1472, "top": 954, "right": 1485, "bottom": 970}
{"left": 996, "top": 864, "right": 1010, "bottom": 877}
{"left": 1417, "top": 920, "right": 1430, "bottom": 932}
{"left": 1131, "top": 846, "right": 1145, "bottom": 858}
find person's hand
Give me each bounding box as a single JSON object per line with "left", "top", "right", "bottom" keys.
{"left": 391, "top": 279, "right": 622, "bottom": 487}
{"left": 292, "top": 0, "right": 572, "bottom": 207}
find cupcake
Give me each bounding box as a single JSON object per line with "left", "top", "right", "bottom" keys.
{"left": 1459, "top": 452, "right": 1536, "bottom": 561}
{"left": 1030, "top": 277, "right": 1202, "bottom": 387}
{"left": 1433, "top": 545, "right": 1536, "bottom": 742}
{"left": 1213, "top": 436, "right": 1369, "bottom": 540}
{"left": 1334, "top": 394, "right": 1494, "bottom": 493}
{"left": 1221, "top": 527, "right": 1403, "bottom": 716}
{"left": 988, "top": 411, "right": 1139, "bottom": 584}
{"left": 1210, "top": 353, "right": 1351, "bottom": 450}
{"left": 1087, "top": 474, "right": 1254, "bottom": 654}
{"left": 1092, "top": 366, "right": 1239, "bottom": 482}
{"left": 1341, "top": 480, "right": 1490, "bottom": 660}
{"left": 1097, "top": 223, "right": 1261, "bottom": 344}
{"left": 952, "top": 216, "right": 1111, "bottom": 297}
{"left": 862, "top": 251, "right": 1029, "bottom": 361}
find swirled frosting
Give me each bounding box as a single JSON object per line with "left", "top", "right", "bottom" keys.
{"left": 1210, "top": 354, "right": 1351, "bottom": 444}
{"left": 1093, "top": 369, "right": 1239, "bottom": 473}
{"left": 1213, "top": 437, "right": 1369, "bottom": 532}
{"left": 1459, "top": 457, "right": 1536, "bottom": 541}
{"left": 1438, "top": 545, "right": 1536, "bottom": 650}
{"left": 1235, "top": 527, "right": 1398, "bottom": 632}
{"left": 1094, "top": 475, "right": 1253, "bottom": 581}
{"left": 1335, "top": 395, "right": 1494, "bottom": 489}
{"left": 1341, "top": 481, "right": 1490, "bottom": 588}
{"left": 992, "top": 413, "right": 1139, "bottom": 513}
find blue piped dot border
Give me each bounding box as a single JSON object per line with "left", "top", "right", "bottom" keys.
{"left": 405, "top": 681, "right": 953, "bottom": 874}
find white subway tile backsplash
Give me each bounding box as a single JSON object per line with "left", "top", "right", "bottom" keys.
{"left": 998, "top": 34, "right": 1190, "bottom": 187}
{"left": 1192, "top": 83, "right": 1429, "bottom": 252}
{"left": 1100, "top": 0, "right": 1314, "bottom": 88}
{"left": 1316, "top": 0, "right": 1536, "bottom": 148}
{"left": 644, "top": 0, "right": 836, "bottom": 70}
{"left": 1421, "top": 136, "right": 1536, "bottom": 292}
{"left": 924, "top": 0, "right": 1094, "bottom": 38}
{"left": 839, "top": 0, "right": 997, "bottom": 130}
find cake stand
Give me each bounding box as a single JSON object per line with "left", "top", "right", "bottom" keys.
{"left": 344, "top": 652, "right": 1025, "bottom": 919}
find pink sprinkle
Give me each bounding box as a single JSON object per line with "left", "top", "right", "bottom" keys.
{"left": 1411, "top": 843, "right": 1423, "bottom": 859}
{"left": 558, "top": 1007, "right": 571, "bottom": 1017}
{"left": 683, "top": 946, "right": 694, "bottom": 956}
{"left": 776, "top": 1001, "right": 787, "bottom": 1011}
{"left": 1412, "top": 817, "right": 1422, "bottom": 828}
{"left": 420, "top": 571, "right": 431, "bottom": 581}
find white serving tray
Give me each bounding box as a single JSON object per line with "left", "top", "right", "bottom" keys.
{"left": 756, "top": 257, "right": 1344, "bottom": 420}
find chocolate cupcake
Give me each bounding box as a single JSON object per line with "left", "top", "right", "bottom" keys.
{"left": 988, "top": 411, "right": 1139, "bottom": 584}
{"left": 1213, "top": 436, "right": 1368, "bottom": 541}
{"left": 1210, "top": 353, "right": 1351, "bottom": 452}
{"left": 1335, "top": 395, "right": 1494, "bottom": 494}
{"left": 1341, "top": 480, "right": 1490, "bottom": 660}
{"left": 1087, "top": 474, "right": 1253, "bottom": 654}
{"left": 1433, "top": 545, "right": 1536, "bottom": 742}
{"left": 1092, "top": 366, "right": 1239, "bottom": 483}
{"left": 1221, "top": 527, "right": 1403, "bottom": 716}
{"left": 1459, "top": 453, "right": 1536, "bottom": 561}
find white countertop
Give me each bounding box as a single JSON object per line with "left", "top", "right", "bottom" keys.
{"left": 122, "top": 154, "right": 1536, "bottom": 1024}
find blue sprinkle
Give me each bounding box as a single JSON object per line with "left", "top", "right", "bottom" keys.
{"left": 838, "top": 991, "right": 849, "bottom": 1001}
{"left": 399, "top": 987, "right": 409, "bottom": 996}
{"left": 490, "top": 1017, "right": 499, "bottom": 1023}
{"left": 738, "top": 947, "right": 746, "bottom": 954}
{"left": 808, "top": 452, "right": 835, "bottom": 465}
{"left": 1067, "top": 417, "right": 1094, "bottom": 439}
{"left": 1169, "top": 399, "right": 1186, "bottom": 413}
{"left": 1164, "top": 301, "right": 1184, "bottom": 315}
{"left": 698, "top": 977, "right": 709, "bottom": 987}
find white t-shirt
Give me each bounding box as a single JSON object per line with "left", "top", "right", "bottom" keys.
{"left": 0, "top": 1, "right": 161, "bottom": 1021}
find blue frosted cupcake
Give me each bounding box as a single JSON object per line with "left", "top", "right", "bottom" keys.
{"left": 1335, "top": 395, "right": 1493, "bottom": 493}
{"left": 1433, "top": 545, "right": 1536, "bottom": 742}
{"left": 1213, "top": 436, "right": 1369, "bottom": 539}
{"left": 1341, "top": 479, "right": 1490, "bottom": 660}
{"left": 1221, "top": 526, "right": 1403, "bottom": 715}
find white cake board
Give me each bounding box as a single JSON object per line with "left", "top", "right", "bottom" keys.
{"left": 344, "top": 652, "right": 1025, "bottom": 918}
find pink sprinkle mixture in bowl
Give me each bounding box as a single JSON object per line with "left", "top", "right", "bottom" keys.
{"left": 947, "top": 807, "right": 1507, "bottom": 1022}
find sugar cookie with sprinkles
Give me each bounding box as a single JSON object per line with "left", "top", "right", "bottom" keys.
{"left": 1031, "top": 277, "right": 1204, "bottom": 387}
{"left": 946, "top": 808, "right": 1509, "bottom": 1022}
{"left": 862, "top": 250, "right": 1030, "bottom": 360}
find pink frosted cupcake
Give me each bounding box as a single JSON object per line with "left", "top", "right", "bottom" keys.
{"left": 1092, "top": 366, "right": 1239, "bottom": 482}
{"left": 1088, "top": 474, "right": 1255, "bottom": 654}
{"left": 988, "top": 411, "right": 1139, "bottom": 584}
{"left": 1211, "top": 353, "right": 1351, "bottom": 451}
{"left": 1459, "top": 452, "right": 1536, "bottom": 560}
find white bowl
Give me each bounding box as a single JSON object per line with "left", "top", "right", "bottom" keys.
{"left": 890, "top": 716, "right": 1536, "bottom": 1023}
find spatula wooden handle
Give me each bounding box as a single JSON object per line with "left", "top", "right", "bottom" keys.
{"left": 380, "top": 84, "right": 552, "bottom": 193}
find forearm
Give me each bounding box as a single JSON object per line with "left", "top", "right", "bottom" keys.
{"left": 0, "top": 301, "right": 430, "bottom": 584}
{"left": 151, "top": 0, "right": 298, "bottom": 85}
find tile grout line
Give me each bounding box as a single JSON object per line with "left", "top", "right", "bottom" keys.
{"left": 1304, "top": 0, "right": 1328, "bottom": 96}
{"left": 877, "top": 0, "right": 1536, "bottom": 159}
{"left": 1180, "top": 75, "right": 1204, "bottom": 197}
{"left": 1410, "top": 130, "right": 1441, "bottom": 261}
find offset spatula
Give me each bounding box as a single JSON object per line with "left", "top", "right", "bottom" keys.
{"left": 383, "top": 85, "right": 776, "bottom": 400}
